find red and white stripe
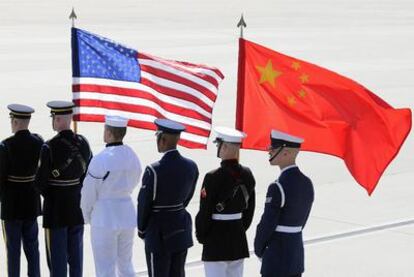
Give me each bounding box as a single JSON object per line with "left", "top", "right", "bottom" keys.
{"left": 73, "top": 53, "right": 224, "bottom": 148}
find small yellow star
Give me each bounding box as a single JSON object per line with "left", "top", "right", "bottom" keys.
{"left": 292, "top": 61, "right": 301, "bottom": 71}
{"left": 256, "top": 60, "right": 282, "bottom": 88}
{"left": 287, "top": 96, "right": 296, "bottom": 106}
{"left": 299, "top": 73, "right": 309, "bottom": 83}
{"left": 298, "top": 89, "right": 307, "bottom": 98}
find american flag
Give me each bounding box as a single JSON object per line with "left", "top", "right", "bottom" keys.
{"left": 71, "top": 28, "right": 224, "bottom": 148}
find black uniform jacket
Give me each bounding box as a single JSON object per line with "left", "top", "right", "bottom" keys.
{"left": 34, "top": 130, "right": 92, "bottom": 228}
{"left": 0, "top": 130, "right": 43, "bottom": 220}
{"left": 195, "top": 159, "right": 256, "bottom": 261}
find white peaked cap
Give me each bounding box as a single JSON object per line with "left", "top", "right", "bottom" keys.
{"left": 270, "top": 129, "right": 304, "bottom": 148}
{"left": 214, "top": 126, "right": 247, "bottom": 143}
{"left": 105, "top": 115, "right": 129, "bottom": 128}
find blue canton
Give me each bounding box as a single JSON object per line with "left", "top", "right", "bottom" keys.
{"left": 72, "top": 28, "right": 140, "bottom": 82}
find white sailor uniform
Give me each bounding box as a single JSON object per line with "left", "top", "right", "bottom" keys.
{"left": 81, "top": 117, "right": 142, "bottom": 277}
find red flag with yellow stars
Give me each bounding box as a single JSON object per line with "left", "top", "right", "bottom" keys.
{"left": 236, "top": 38, "right": 412, "bottom": 194}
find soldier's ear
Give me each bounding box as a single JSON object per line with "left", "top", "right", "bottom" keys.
{"left": 159, "top": 134, "right": 166, "bottom": 145}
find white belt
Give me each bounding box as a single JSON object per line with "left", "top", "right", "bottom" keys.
{"left": 275, "top": 225, "right": 302, "bottom": 233}
{"left": 212, "top": 213, "right": 242, "bottom": 220}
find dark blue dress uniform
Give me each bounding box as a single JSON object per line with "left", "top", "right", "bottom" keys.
{"left": 138, "top": 119, "right": 199, "bottom": 277}
{"left": 0, "top": 104, "right": 43, "bottom": 277}
{"left": 34, "top": 101, "right": 92, "bottom": 277}
{"left": 254, "top": 130, "right": 314, "bottom": 277}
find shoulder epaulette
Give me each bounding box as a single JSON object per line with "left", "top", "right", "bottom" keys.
{"left": 2, "top": 135, "right": 14, "bottom": 144}
{"left": 150, "top": 161, "right": 160, "bottom": 169}
{"left": 207, "top": 167, "right": 221, "bottom": 176}
{"left": 48, "top": 133, "right": 60, "bottom": 143}
{"left": 32, "top": 133, "right": 44, "bottom": 142}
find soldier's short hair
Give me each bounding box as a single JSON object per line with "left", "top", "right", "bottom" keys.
{"left": 106, "top": 125, "right": 127, "bottom": 141}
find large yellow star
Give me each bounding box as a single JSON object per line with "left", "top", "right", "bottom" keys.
{"left": 256, "top": 60, "right": 282, "bottom": 88}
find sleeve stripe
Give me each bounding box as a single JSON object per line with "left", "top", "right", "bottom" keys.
{"left": 275, "top": 181, "right": 285, "bottom": 208}
{"left": 147, "top": 165, "right": 157, "bottom": 201}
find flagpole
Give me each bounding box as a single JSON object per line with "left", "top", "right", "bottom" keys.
{"left": 235, "top": 13, "right": 247, "bottom": 132}
{"left": 236, "top": 13, "right": 247, "bottom": 161}
{"left": 69, "top": 7, "right": 78, "bottom": 133}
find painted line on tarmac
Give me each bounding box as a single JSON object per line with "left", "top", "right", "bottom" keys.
{"left": 136, "top": 218, "right": 414, "bottom": 276}
{"left": 305, "top": 218, "right": 414, "bottom": 245}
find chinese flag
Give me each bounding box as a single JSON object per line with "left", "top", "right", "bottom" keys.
{"left": 236, "top": 38, "right": 412, "bottom": 195}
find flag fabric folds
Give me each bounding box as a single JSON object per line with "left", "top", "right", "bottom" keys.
{"left": 236, "top": 38, "right": 412, "bottom": 194}
{"left": 71, "top": 28, "right": 224, "bottom": 149}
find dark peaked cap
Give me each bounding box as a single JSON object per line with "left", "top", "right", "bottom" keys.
{"left": 154, "top": 118, "right": 185, "bottom": 134}
{"left": 8, "top": 104, "right": 34, "bottom": 119}
{"left": 47, "top": 101, "right": 75, "bottom": 115}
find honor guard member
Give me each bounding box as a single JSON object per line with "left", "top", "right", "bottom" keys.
{"left": 137, "top": 118, "right": 199, "bottom": 277}
{"left": 81, "top": 115, "right": 142, "bottom": 277}
{"left": 254, "top": 130, "right": 314, "bottom": 277}
{"left": 195, "top": 127, "right": 256, "bottom": 277}
{"left": 34, "top": 101, "right": 92, "bottom": 277}
{"left": 0, "top": 104, "right": 43, "bottom": 277}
